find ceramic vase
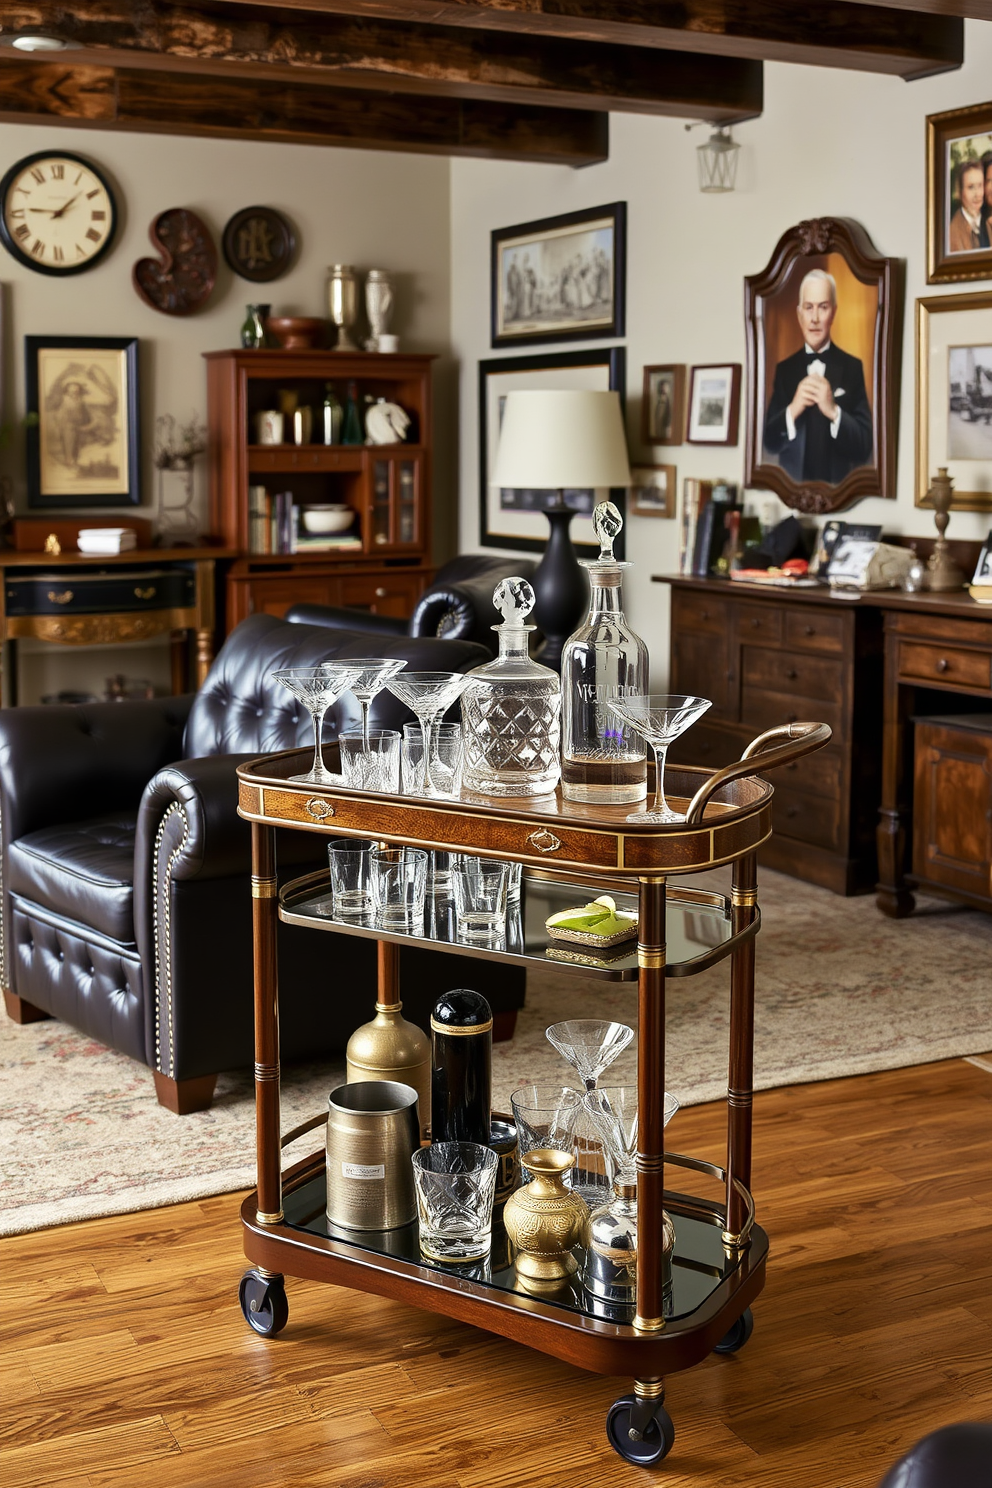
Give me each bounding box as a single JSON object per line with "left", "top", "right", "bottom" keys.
{"left": 365, "top": 269, "right": 394, "bottom": 351}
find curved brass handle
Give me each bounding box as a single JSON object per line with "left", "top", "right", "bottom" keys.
{"left": 134, "top": 585, "right": 156, "bottom": 601}
{"left": 304, "top": 799, "right": 335, "bottom": 820}
{"left": 685, "top": 722, "right": 832, "bottom": 825}
{"left": 527, "top": 828, "right": 562, "bottom": 854}
{"left": 47, "top": 589, "right": 73, "bottom": 605}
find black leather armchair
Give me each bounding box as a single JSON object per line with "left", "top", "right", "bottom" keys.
{"left": 287, "top": 553, "right": 538, "bottom": 655}
{"left": 0, "top": 614, "right": 526, "bottom": 1113}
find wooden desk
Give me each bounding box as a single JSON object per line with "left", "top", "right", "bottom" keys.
{"left": 0, "top": 546, "right": 235, "bottom": 703}
{"left": 655, "top": 575, "right": 992, "bottom": 915}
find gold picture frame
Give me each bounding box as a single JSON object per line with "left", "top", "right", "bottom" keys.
{"left": 916, "top": 290, "right": 992, "bottom": 512}
{"left": 926, "top": 102, "right": 992, "bottom": 286}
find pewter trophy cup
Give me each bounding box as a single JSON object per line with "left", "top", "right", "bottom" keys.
{"left": 364, "top": 269, "right": 394, "bottom": 351}
{"left": 328, "top": 264, "right": 360, "bottom": 351}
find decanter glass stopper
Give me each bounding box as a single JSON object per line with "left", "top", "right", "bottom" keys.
{"left": 593, "top": 500, "right": 623, "bottom": 562}
{"left": 494, "top": 576, "right": 536, "bottom": 627}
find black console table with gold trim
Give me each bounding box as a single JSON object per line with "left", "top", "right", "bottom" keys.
{"left": 0, "top": 546, "right": 235, "bottom": 703}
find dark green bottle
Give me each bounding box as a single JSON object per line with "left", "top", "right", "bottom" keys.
{"left": 342, "top": 380, "right": 364, "bottom": 445}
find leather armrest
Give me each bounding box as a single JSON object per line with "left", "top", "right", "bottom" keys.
{"left": 285, "top": 602, "right": 407, "bottom": 636}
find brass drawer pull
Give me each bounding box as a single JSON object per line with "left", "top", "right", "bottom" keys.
{"left": 936, "top": 658, "right": 950, "bottom": 673}
{"left": 375, "top": 586, "right": 387, "bottom": 598}
{"left": 527, "top": 828, "right": 562, "bottom": 854}
{"left": 305, "top": 799, "right": 335, "bottom": 820}
{"left": 134, "top": 586, "right": 157, "bottom": 601}
{"left": 47, "top": 589, "right": 73, "bottom": 605}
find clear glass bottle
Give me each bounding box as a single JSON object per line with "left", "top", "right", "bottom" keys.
{"left": 342, "top": 380, "right": 364, "bottom": 445}
{"left": 322, "top": 382, "right": 342, "bottom": 444}
{"left": 560, "top": 502, "right": 648, "bottom": 804}
{"left": 461, "top": 578, "right": 561, "bottom": 797}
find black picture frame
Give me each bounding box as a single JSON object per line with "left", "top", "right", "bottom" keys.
{"left": 26, "top": 335, "right": 140, "bottom": 508}
{"left": 490, "top": 202, "right": 626, "bottom": 349}
{"left": 478, "top": 345, "right": 626, "bottom": 556}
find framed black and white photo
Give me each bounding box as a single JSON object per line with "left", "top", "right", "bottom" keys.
{"left": 641, "top": 364, "right": 685, "bottom": 446}
{"left": 630, "top": 463, "right": 676, "bottom": 519}
{"left": 917, "top": 289, "right": 992, "bottom": 511}
{"left": 687, "top": 363, "right": 741, "bottom": 446}
{"left": 491, "top": 203, "right": 626, "bottom": 349}
{"left": 478, "top": 346, "right": 626, "bottom": 554}
{"left": 25, "top": 335, "right": 139, "bottom": 508}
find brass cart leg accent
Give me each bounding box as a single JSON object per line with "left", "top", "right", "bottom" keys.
{"left": 726, "top": 852, "right": 757, "bottom": 1244}
{"left": 635, "top": 875, "right": 667, "bottom": 1334}
{"left": 252, "top": 824, "right": 283, "bottom": 1225}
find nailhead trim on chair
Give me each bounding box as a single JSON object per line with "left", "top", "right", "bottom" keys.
{"left": 151, "top": 800, "right": 190, "bottom": 1079}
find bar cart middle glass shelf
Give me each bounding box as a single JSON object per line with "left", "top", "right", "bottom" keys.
{"left": 236, "top": 721, "right": 829, "bottom": 1468}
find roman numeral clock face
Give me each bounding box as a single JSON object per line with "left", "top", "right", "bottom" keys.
{"left": 0, "top": 151, "right": 117, "bottom": 275}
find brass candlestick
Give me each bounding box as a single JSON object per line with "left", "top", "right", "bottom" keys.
{"left": 926, "top": 467, "right": 965, "bottom": 592}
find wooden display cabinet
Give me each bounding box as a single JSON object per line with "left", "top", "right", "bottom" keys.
{"left": 204, "top": 349, "right": 435, "bottom": 627}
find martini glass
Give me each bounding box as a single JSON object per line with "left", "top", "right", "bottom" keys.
{"left": 338, "top": 657, "right": 408, "bottom": 750}
{"left": 607, "top": 694, "right": 712, "bottom": 824}
{"left": 384, "top": 671, "right": 471, "bottom": 797}
{"left": 545, "top": 1019, "right": 635, "bottom": 1205}
{"left": 272, "top": 665, "right": 361, "bottom": 786}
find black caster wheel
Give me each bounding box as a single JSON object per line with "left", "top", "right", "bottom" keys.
{"left": 606, "top": 1394, "right": 676, "bottom": 1466}
{"left": 714, "top": 1306, "right": 754, "bottom": 1355}
{"left": 239, "top": 1269, "right": 289, "bottom": 1338}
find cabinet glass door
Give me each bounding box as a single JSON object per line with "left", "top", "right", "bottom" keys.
{"left": 370, "top": 454, "right": 421, "bottom": 551}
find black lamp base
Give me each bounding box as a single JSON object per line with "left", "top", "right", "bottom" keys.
{"left": 531, "top": 501, "right": 588, "bottom": 673}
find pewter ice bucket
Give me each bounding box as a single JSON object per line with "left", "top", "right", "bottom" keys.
{"left": 326, "top": 1080, "right": 420, "bottom": 1231}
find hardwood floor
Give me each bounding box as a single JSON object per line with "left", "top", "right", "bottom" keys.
{"left": 2, "top": 1056, "right": 990, "bottom": 1488}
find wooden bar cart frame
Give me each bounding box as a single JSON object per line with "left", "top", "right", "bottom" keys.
{"left": 236, "top": 721, "right": 829, "bottom": 1467}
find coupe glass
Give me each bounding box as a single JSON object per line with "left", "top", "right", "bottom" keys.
{"left": 545, "top": 1019, "right": 635, "bottom": 1206}
{"left": 340, "top": 658, "right": 408, "bottom": 750}
{"left": 272, "top": 665, "right": 360, "bottom": 786}
{"left": 384, "top": 671, "right": 471, "bottom": 797}
{"left": 606, "top": 694, "right": 712, "bottom": 824}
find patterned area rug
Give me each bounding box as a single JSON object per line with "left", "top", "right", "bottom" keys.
{"left": 0, "top": 867, "right": 988, "bottom": 1236}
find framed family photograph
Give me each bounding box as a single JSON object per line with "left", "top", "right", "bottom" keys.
{"left": 478, "top": 345, "right": 626, "bottom": 554}
{"left": 916, "top": 290, "right": 992, "bottom": 511}
{"left": 743, "top": 217, "right": 903, "bottom": 514}
{"left": 641, "top": 364, "right": 685, "bottom": 445}
{"left": 630, "top": 463, "right": 677, "bottom": 519}
{"left": 25, "top": 335, "right": 139, "bottom": 508}
{"left": 686, "top": 364, "right": 740, "bottom": 446}
{"left": 927, "top": 102, "right": 992, "bottom": 286}
{"left": 491, "top": 202, "right": 626, "bottom": 349}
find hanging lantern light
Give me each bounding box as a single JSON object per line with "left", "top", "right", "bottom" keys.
{"left": 696, "top": 127, "right": 740, "bottom": 194}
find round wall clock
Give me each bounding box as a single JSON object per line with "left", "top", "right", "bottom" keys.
{"left": 0, "top": 150, "right": 117, "bottom": 275}
{"left": 222, "top": 205, "right": 296, "bottom": 282}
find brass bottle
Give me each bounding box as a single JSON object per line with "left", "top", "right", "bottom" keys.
{"left": 503, "top": 1148, "right": 589, "bottom": 1294}
{"left": 346, "top": 1001, "right": 431, "bottom": 1140}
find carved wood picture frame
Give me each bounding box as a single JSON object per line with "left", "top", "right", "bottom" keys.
{"left": 743, "top": 217, "right": 904, "bottom": 515}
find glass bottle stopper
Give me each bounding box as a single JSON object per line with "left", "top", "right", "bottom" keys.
{"left": 493, "top": 576, "right": 537, "bottom": 631}
{"left": 593, "top": 500, "right": 623, "bottom": 562}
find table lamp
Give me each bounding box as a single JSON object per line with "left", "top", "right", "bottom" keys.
{"left": 492, "top": 390, "right": 632, "bottom": 670}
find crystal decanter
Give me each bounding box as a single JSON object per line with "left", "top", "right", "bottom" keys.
{"left": 560, "top": 502, "right": 649, "bottom": 804}
{"left": 461, "top": 577, "right": 561, "bottom": 797}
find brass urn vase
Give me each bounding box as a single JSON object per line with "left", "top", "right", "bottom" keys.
{"left": 502, "top": 1147, "right": 589, "bottom": 1293}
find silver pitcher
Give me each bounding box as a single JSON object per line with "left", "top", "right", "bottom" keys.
{"left": 326, "top": 1080, "right": 420, "bottom": 1230}
{"left": 327, "top": 264, "right": 360, "bottom": 351}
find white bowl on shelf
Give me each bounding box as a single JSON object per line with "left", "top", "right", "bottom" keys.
{"left": 301, "top": 505, "right": 354, "bottom": 534}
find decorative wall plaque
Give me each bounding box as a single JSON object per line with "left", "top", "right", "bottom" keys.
{"left": 133, "top": 208, "right": 217, "bottom": 316}
{"left": 222, "top": 206, "right": 296, "bottom": 282}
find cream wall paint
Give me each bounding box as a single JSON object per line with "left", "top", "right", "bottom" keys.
{"left": 450, "top": 20, "right": 992, "bottom": 684}
{"left": 0, "top": 121, "right": 451, "bottom": 701}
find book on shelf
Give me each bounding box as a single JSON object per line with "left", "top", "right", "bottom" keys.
{"left": 679, "top": 479, "right": 712, "bottom": 575}
{"left": 692, "top": 484, "right": 740, "bottom": 577}
{"left": 248, "top": 487, "right": 297, "bottom": 554}
{"left": 292, "top": 533, "right": 363, "bottom": 553}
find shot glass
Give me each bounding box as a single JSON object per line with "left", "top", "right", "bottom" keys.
{"left": 401, "top": 722, "right": 463, "bottom": 798}
{"left": 510, "top": 1085, "right": 583, "bottom": 1183}
{"left": 369, "top": 844, "right": 428, "bottom": 931}
{"left": 339, "top": 729, "right": 401, "bottom": 794}
{"left": 412, "top": 1141, "right": 499, "bottom": 1263}
{"left": 327, "top": 839, "right": 372, "bottom": 923}
{"left": 451, "top": 855, "right": 509, "bottom": 945}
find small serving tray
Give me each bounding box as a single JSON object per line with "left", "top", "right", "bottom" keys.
{"left": 546, "top": 920, "right": 639, "bottom": 949}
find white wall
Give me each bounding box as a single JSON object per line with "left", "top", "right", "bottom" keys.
{"left": 450, "top": 20, "right": 992, "bottom": 683}
{"left": 0, "top": 121, "right": 451, "bottom": 700}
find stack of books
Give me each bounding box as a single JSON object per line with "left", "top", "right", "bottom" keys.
{"left": 248, "top": 486, "right": 362, "bottom": 555}
{"left": 679, "top": 480, "right": 742, "bottom": 577}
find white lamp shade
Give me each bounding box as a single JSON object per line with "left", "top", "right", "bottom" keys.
{"left": 491, "top": 390, "right": 631, "bottom": 490}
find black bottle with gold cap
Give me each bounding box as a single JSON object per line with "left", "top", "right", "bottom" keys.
{"left": 430, "top": 989, "right": 492, "bottom": 1146}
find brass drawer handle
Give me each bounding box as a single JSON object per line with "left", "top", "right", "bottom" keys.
{"left": 47, "top": 589, "right": 73, "bottom": 605}
{"left": 527, "top": 828, "right": 562, "bottom": 854}
{"left": 134, "top": 585, "right": 157, "bottom": 601}
{"left": 305, "top": 799, "right": 335, "bottom": 820}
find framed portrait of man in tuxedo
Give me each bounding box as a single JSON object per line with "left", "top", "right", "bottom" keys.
{"left": 744, "top": 217, "right": 903, "bottom": 515}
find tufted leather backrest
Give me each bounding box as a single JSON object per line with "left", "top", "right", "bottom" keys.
{"left": 183, "top": 613, "right": 492, "bottom": 759}
{"left": 409, "top": 556, "right": 538, "bottom": 650}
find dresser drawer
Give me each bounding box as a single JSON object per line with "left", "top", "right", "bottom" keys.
{"left": 742, "top": 686, "right": 843, "bottom": 740}
{"left": 896, "top": 640, "right": 992, "bottom": 693}
{"left": 743, "top": 646, "right": 844, "bottom": 704}
{"left": 736, "top": 604, "right": 783, "bottom": 645}
{"left": 784, "top": 608, "right": 848, "bottom": 655}
{"left": 672, "top": 630, "right": 732, "bottom": 716}
{"left": 773, "top": 746, "right": 843, "bottom": 801}
{"left": 5, "top": 567, "right": 195, "bottom": 617}
{"left": 673, "top": 590, "right": 728, "bottom": 636}
{"left": 771, "top": 783, "right": 841, "bottom": 851}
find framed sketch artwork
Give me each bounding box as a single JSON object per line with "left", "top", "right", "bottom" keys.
{"left": 478, "top": 346, "right": 626, "bottom": 554}
{"left": 25, "top": 335, "right": 140, "bottom": 508}
{"left": 916, "top": 290, "right": 992, "bottom": 512}
{"left": 491, "top": 203, "right": 626, "bottom": 348}
{"left": 686, "top": 364, "right": 740, "bottom": 446}
{"left": 630, "top": 463, "right": 676, "bottom": 519}
{"left": 641, "top": 364, "right": 685, "bottom": 445}
{"left": 744, "top": 217, "right": 903, "bottom": 514}
{"left": 926, "top": 102, "right": 992, "bottom": 286}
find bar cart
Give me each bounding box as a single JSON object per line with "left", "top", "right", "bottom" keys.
{"left": 236, "top": 721, "right": 829, "bottom": 1467}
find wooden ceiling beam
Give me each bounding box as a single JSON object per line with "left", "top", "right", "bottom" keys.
{"left": 0, "top": 3, "right": 762, "bottom": 123}
{"left": 196, "top": 0, "right": 964, "bottom": 80}
{"left": 0, "top": 58, "right": 610, "bottom": 164}
{"left": 835, "top": 0, "right": 992, "bottom": 18}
